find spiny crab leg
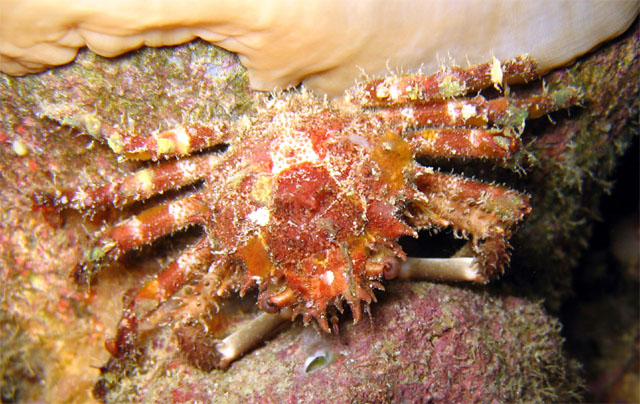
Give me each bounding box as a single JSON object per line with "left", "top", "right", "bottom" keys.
{"left": 400, "top": 242, "right": 483, "bottom": 282}
{"left": 400, "top": 257, "right": 480, "bottom": 282}
{"left": 77, "top": 194, "right": 207, "bottom": 281}
{"left": 358, "top": 55, "right": 539, "bottom": 106}
{"left": 384, "top": 88, "right": 581, "bottom": 160}
{"left": 405, "top": 127, "right": 521, "bottom": 160}
{"left": 36, "top": 153, "right": 221, "bottom": 210}
{"left": 214, "top": 308, "right": 293, "bottom": 369}
{"left": 379, "top": 86, "right": 581, "bottom": 129}
{"left": 486, "top": 87, "right": 582, "bottom": 124}
{"left": 103, "top": 122, "right": 231, "bottom": 161}
{"left": 134, "top": 239, "right": 214, "bottom": 303}
{"left": 107, "top": 237, "right": 214, "bottom": 357}
{"left": 412, "top": 170, "right": 531, "bottom": 277}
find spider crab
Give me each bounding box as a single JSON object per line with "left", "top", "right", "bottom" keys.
{"left": 41, "top": 55, "right": 580, "bottom": 372}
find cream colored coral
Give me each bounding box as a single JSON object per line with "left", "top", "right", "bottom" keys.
{"left": 1, "top": 0, "right": 638, "bottom": 95}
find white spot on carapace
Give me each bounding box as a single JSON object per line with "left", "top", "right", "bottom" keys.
{"left": 248, "top": 207, "right": 270, "bottom": 226}
{"left": 348, "top": 134, "right": 371, "bottom": 149}
{"left": 270, "top": 133, "right": 319, "bottom": 174}
{"left": 321, "top": 270, "right": 334, "bottom": 286}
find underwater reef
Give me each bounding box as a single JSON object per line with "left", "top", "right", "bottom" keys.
{"left": 0, "top": 21, "right": 637, "bottom": 404}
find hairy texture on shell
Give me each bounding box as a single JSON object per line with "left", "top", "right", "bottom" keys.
{"left": 1, "top": 0, "right": 638, "bottom": 95}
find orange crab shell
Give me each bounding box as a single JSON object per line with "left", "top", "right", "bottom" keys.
{"left": 205, "top": 109, "right": 421, "bottom": 330}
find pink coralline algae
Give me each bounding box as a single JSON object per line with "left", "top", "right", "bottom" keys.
{"left": 98, "top": 282, "right": 581, "bottom": 404}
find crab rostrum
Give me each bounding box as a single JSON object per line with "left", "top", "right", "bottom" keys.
{"left": 41, "top": 55, "right": 580, "bottom": 373}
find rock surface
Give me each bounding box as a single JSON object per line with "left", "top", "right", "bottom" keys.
{"left": 101, "top": 282, "right": 581, "bottom": 404}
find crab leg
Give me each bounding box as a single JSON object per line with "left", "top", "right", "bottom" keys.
{"left": 37, "top": 153, "right": 221, "bottom": 210}
{"left": 487, "top": 87, "right": 582, "bottom": 125}
{"left": 400, "top": 257, "right": 480, "bottom": 281}
{"left": 359, "top": 55, "right": 538, "bottom": 106}
{"left": 385, "top": 86, "right": 581, "bottom": 160}
{"left": 106, "top": 237, "right": 214, "bottom": 357}
{"left": 213, "top": 308, "right": 292, "bottom": 369}
{"left": 76, "top": 194, "right": 207, "bottom": 280}
{"left": 135, "top": 239, "right": 214, "bottom": 303}
{"left": 413, "top": 169, "right": 531, "bottom": 278}
{"left": 397, "top": 242, "right": 484, "bottom": 282}
{"left": 405, "top": 127, "right": 520, "bottom": 159}
{"left": 103, "top": 121, "right": 232, "bottom": 161}
{"left": 378, "top": 86, "right": 582, "bottom": 129}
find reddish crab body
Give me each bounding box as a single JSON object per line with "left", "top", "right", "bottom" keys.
{"left": 41, "top": 55, "right": 580, "bottom": 372}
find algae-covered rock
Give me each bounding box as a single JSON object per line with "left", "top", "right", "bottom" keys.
{"left": 0, "top": 42, "right": 253, "bottom": 404}
{"left": 100, "top": 282, "right": 581, "bottom": 404}
{"left": 506, "top": 25, "right": 639, "bottom": 310}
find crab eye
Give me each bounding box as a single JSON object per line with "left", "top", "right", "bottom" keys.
{"left": 382, "top": 257, "right": 401, "bottom": 280}
{"left": 258, "top": 290, "right": 281, "bottom": 314}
